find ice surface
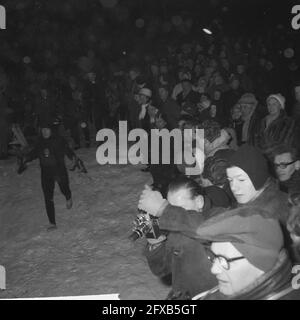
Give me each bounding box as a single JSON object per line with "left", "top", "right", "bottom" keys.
{"left": 0, "top": 148, "right": 170, "bottom": 299}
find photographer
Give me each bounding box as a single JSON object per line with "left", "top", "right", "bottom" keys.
{"left": 143, "top": 177, "right": 229, "bottom": 300}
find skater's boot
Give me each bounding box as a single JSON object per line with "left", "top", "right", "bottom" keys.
{"left": 66, "top": 198, "right": 73, "bottom": 209}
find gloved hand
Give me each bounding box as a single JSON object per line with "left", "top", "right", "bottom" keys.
{"left": 138, "top": 185, "right": 168, "bottom": 217}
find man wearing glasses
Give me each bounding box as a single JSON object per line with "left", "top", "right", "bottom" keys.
{"left": 191, "top": 213, "right": 300, "bottom": 300}
{"left": 272, "top": 145, "right": 300, "bottom": 195}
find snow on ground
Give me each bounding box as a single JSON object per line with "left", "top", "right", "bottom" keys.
{"left": 0, "top": 147, "right": 170, "bottom": 299}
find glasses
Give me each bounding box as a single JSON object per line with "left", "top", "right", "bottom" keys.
{"left": 205, "top": 247, "right": 245, "bottom": 270}
{"left": 274, "top": 160, "right": 296, "bottom": 169}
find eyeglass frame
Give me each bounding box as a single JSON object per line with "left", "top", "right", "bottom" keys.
{"left": 274, "top": 160, "right": 297, "bottom": 169}
{"left": 205, "top": 246, "right": 246, "bottom": 270}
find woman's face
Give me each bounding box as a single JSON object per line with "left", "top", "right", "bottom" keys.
{"left": 210, "top": 242, "right": 264, "bottom": 296}
{"left": 267, "top": 97, "right": 281, "bottom": 116}
{"left": 226, "top": 167, "right": 259, "bottom": 204}
{"left": 167, "top": 188, "right": 203, "bottom": 211}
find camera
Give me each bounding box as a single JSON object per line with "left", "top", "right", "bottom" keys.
{"left": 129, "top": 209, "right": 161, "bottom": 241}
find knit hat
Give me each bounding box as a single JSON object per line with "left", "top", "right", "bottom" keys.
{"left": 228, "top": 144, "right": 270, "bottom": 190}
{"left": 238, "top": 93, "right": 257, "bottom": 106}
{"left": 267, "top": 93, "right": 286, "bottom": 109}
{"left": 196, "top": 213, "right": 284, "bottom": 272}
{"left": 139, "top": 88, "right": 152, "bottom": 98}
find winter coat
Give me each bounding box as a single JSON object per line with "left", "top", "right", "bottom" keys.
{"left": 257, "top": 111, "right": 297, "bottom": 153}
{"left": 160, "top": 98, "right": 181, "bottom": 129}
{"left": 145, "top": 232, "right": 217, "bottom": 300}
{"left": 279, "top": 170, "right": 300, "bottom": 196}
{"left": 145, "top": 204, "right": 226, "bottom": 300}
{"left": 193, "top": 249, "right": 300, "bottom": 300}
{"left": 242, "top": 109, "right": 263, "bottom": 146}
{"left": 176, "top": 90, "right": 200, "bottom": 117}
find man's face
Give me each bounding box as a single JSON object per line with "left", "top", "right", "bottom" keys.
{"left": 230, "top": 79, "right": 240, "bottom": 90}
{"left": 129, "top": 70, "right": 138, "bottom": 81}
{"left": 241, "top": 103, "right": 254, "bottom": 118}
{"left": 41, "top": 128, "right": 52, "bottom": 139}
{"left": 158, "top": 88, "right": 168, "bottom": 102}
{"left": 139, "top": 94, "right": 148, "bottom": 105}
{"left": 210, "top": 242, "right": 264, "bottom": 296}
{"left": 274, "top": 153, "right": 298, "bottom": 182}
{"left": 167, "top": 188, "right": 203, "bottom": 211}
{"left": 214, "top": 90, "right": 221, "bottom": 100}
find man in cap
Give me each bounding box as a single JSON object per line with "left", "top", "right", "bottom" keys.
{"left": 138, "top": 87, "right": 158, "bottom": 172}
{"left": 138, "top": 88, "right": 157, "bottom": 131}
{"left": 82, "top": 71, "right": 106, "bottom": 132}
{"left": 127, "top": 66, "right": 144, "bottom": 130}
{"left": 191, "top": 213, "right": 299, "bottom": 300}
{"left": 158, "top": 84, "right": 181, "bottom": 129}
{"left": 176, "top": 76, "right": 200, "bottom": 117}
{"left": 22, "top": 122, "right": 76, "bottom": 230}
{"left": 238, "top": 93, "right": 263, "bottom": 146}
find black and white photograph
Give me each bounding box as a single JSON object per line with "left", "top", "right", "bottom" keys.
{"left": 0, "top": 0, "right": 300, "bottom": 304}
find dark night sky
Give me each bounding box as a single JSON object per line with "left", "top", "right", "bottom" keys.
{"left": 1, "top": 0, "right": 299, "bottom": 62}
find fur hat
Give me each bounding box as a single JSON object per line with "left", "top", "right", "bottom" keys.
{"left": 238, "top": 93, "right": 258, "bottom": 106}
{"left": 139, "top": 88, "right": 152, "bottom": 98}
{"left": 267, "top": 93, "right": 286, "bottom": 109}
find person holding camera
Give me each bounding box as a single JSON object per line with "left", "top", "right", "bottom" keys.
{"left": 143, "top": 177, "right": 231, "bottom": 300}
